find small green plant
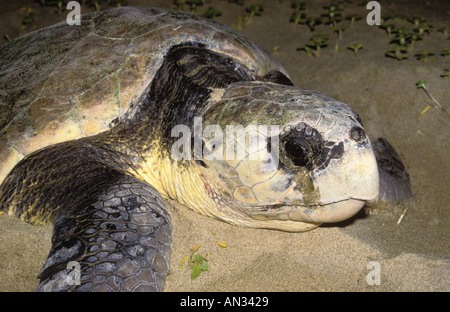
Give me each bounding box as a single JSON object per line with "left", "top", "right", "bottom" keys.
{"left": 346, "top": 14, "right": 362, "bottom": 27}
{"left": 390, "top": 32, "right": 409, "bottom": 46}
{"left": 305, "top": 17, "right": 322, "bottom": 31}
{"left": 92, "top": 0, "right": 101, "bottom": 11}
{"left": 290, "top": 11, "right": 307, "bottom": 26}
{"left": 414, "top": 50, "right": 436, "bottom": 62}
{"left": 245, "top": 4, "right": 264, "bottom": 17}
{"left": 297, "top": 34, "right": 329, "bottom": 58}
{"left": 392, "top": 27, "right": 407, "bottom": 36}
{"left": 441, "top": 68, "right": 449, "bottom": 79}
{"left": 389, "top": 36, "right": 405, "bottom": 47}
{"left": 347, "top": 44, "right": 364, "bottom": 56}
{"left": 389, "top": 31, "right": 422, "bottom": 51}
{"left": 189, "top": 253, "right": 209, "bottom": 279}
{"left": 174, "top": 0, "right": 187, "bottom": 10}
{"left": 310, "top": 34, "right": 329, "bottom": 55}
{"left": 380, "top": 23, "right": 395, "bottom": 39}
{"left": 408, "top": 16, "right": 426, "bottom": 27}
{"left": 203, "top": 7, "right": 222, "bottom": 18}
{"left": 332, "top": 25, "right": 345, "bottom": 40}
{"left": 272, "top": 45, "right": 280, "bottom": 56}
{"left": 437, "top": 27, "right": 449, "bottom": 38}
{"left": 331, "top": 25, "right": 345, "bottom": 52}
{"left": 326, "top": 16, "right": 342, "bottom": 29}
{"left": 21, "top": 7, "right": 36, "bottom": 24}
{"left": 231, "top": 15, "right": 250, "bottom": 30}
{"left": 441, "top": 49, "right": 449, "bottom": 57}
{"left": 407, "top": 32, "right": 423, "bottom": 50}
{"left": 180, "top": 245, "right": 210, "bottom": 279}
{"left": 174, "top": 0, "right": 206, "bottom": 12}
{"left": 297, "top": 45, "right": 312, "bottom": 56}
{"left": 414, "top": 23, "right": 432, "bottom": 36}
{"left": 389, "top": 27, "right": 411, "bottom": 47}
{"left": 416, "top": 80, "right": 442, "bottom": 108}
{"left": 322, "top": 4, "right": 342, "bottom": 28}
{"left": 55, "top": 0, "right": 66, "bottom": 14}
{"left": 385, "top": 45, "right": 408, "bottom": 60}
{"left": 323, "top": 3, "right": 342, "bottom": 13}
{"left": 322, "top": 9, "right": 341, "bottom": 20}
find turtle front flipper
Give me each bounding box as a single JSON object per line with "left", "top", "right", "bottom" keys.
{"left": 372, "top": 138, "right": 412, "bottom": 203}
{"left": 37, "top": 174, "right": 172, "bottom": 292}
{"left": 0, "top": 142, "right": 172, "bottom": 292}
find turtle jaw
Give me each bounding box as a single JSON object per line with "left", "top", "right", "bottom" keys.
{"left": 246, "top": 198, "right": 365, "bottom": 224}
{"left": 292, "top": 199, "right": 365, "bottom": 223}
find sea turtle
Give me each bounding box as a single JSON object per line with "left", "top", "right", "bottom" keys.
{"left": 0, "top": 7, "right": 411, "bottom": 292}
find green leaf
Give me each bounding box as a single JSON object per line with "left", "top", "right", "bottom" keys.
{"left": 203, "top": 7, "right": 222, "bottom": 18}
{"left": 200, "top": 262, "right": 209, "bottom": 271}
{"left": 191, "top": 264, "right": 202, "bottom": 279}
{"left": 195, "top": 254, "right": 203, "bottom": 263}
{"left": 416, "top": 80, "right": 426, "bottom": 88}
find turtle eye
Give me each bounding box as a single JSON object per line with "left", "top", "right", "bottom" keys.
{"left": 280, "top": 122, "right": 325, "bottom": 170}
{"left": 284, "top": 136, "right": 309, "bottom": 167}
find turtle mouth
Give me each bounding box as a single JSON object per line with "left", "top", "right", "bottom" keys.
{"left": 246, "top": 198, "right": 365, "bottom": 223}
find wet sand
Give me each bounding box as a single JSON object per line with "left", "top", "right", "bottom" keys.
{"left": 0, "top": 0, "right": 448, "bottom": 291}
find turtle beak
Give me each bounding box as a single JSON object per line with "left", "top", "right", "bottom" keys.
{"left": 308, "top": 138, "right": 380, "bottom": 222}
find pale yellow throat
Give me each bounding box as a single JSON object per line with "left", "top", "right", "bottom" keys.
{"left": 131, "top": 146, "right": 221, "bottom": 218}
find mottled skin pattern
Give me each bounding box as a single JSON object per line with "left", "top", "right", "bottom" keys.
{"left": 0, "top": 7, "right": 411, "bottom": 291}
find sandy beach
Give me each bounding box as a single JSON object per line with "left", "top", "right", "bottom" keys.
{"left": 0, "top": 0, "right": 448, "bottom": 292}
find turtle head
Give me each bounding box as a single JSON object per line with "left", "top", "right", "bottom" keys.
{"left": 194, "top": 81, "right": 379, "bottom": 231}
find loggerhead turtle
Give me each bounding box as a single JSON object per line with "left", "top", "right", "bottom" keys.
{"left": 0, "top": 7, "right": 411, "bottom": 291}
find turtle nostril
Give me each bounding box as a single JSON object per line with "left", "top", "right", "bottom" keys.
{"left": 350, "top": 126, "right": 367, "bottom": 143}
